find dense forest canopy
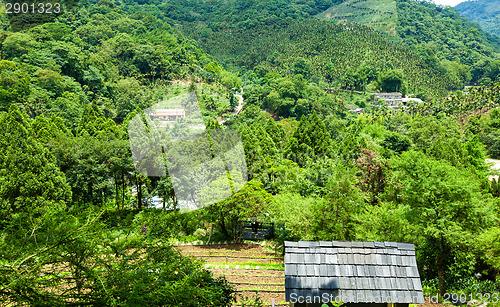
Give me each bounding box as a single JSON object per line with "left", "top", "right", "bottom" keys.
{"left": 456, "top": 0, "right": 500, "bottom": 38}
{"left": 111, "top": 0, "right": 500, "bottom": 91}
{"left": 0, "top": 0, "right": 500, "bottom": 305}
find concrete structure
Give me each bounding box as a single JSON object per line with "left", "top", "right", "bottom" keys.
{"left": 149, "top": 109, "right": 186, "bottom": 122}
{"left": 285, "top": 241, "right": 425, "bottom": 307}
{"left": 372, "top": 93, "right": 403, "bottom": 107}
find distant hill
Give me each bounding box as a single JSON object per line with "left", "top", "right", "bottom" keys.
{"left": 120, "top": 0, "right": 500, "bottom": 87}
{"left": 455, "top": 0, "right": 500, "bottom": 38}
{"left": 197, "top": 19, "right": 450, "bottom": 96}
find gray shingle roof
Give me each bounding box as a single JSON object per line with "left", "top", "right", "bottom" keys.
{"left": 284, "top": 241, "right": 425, "bottom": 304}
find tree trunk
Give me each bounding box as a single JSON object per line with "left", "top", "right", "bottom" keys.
{"left": 219, "top": 213, "right": 229, "bottom": 238}
{"left": 137, "top": 176, "right": 143, "bottom": 211}
{"left": 122, "top": 173, "right": 125, "bottom": 209}
{"left": 115, "top": 175, "right": 120, "bottom": 211}
{"left": 207, "top": 224, "right": 214, "bottom": 245}
{"left": 437, "top": 239, "right": 447, "bottom": 297}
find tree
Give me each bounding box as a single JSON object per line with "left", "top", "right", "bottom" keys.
{"left": 378, "top": 69, "right": 406, "bottom": 95}
{"left": 387, "top": 150, "right": 496, "bottom": 296}
{"left": 0, "top": 60, "right": 31, "bottom": 111}
{"left": 0, "top": 105, "right": 70, "bottom": 221}
{"left": 77, "top": 103, "right": 121, "bottom": 137}
{"left": 2, "top": 33, "right": 38, "bottom": 57}
{"left": 284, "top": 112, "right": 333, "bottom": 165}
{"left": 46, "top": 92, "right": 84, "bottom": 133}
{"left": 355, "top": 148, "right": 387, "bottom": 206}
{"left": 112, "top": 77, "right": 146, "bottom": 122}
{"left": 311, "top": 163, "right": 366, "bottom": 240}
{"left": 382, "top": 131, "right": 412, "bottom": 155}
{"left": 204, "top": 179, "right": 272, "bottom": 240}
{"left": 229, "top": 93, "right": 237, "bottom": 111}
{"left": 0, "top": 208, "right": 236, "bottom": 305}
{"left": 292, "top": 58, "right": 311, "bottom": 79}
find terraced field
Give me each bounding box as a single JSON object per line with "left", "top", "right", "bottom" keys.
{"left": 176, "top": 243, "right": 286, "bottom": 306}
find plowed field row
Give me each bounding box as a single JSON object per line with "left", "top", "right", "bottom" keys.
{"left": 176, "top": 243, "right": 287, "bottom": 306}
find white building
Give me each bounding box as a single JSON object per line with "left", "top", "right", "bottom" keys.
{"left": 149, "top": 109, "right": 186, "bottom": 122}
{"left": 372, "top": 92, "right": 403, "bottom": 107}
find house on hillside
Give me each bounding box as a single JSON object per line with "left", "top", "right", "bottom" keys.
{"left": 149, "top": 109, "right": 186, "bottom": 122}
{"left": 285, "top": 241, "right": 425, "bottom": 307}
{"left": 372, "top": 93, "right": 403, "bottom": 107}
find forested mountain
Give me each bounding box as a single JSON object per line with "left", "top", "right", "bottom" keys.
{"left": 456, "top": 0, "right": 500, "bottom": 38}
{"left": 121, "top": 0, "right": 500, "bottom": 89}
{"left": 0, "top": 1, "right": 243, "bottom": 122}
{"left": 2, "top": 0, "right": 500, "bottom": 305}
{"left": 198, "top": 19, "right": 449, "bottom": 96}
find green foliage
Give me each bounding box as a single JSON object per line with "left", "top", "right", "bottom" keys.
{"left": 386, "top": 150, "right": 497, "bottom": 294}
{"left": 6, "top": 0, "right": 63, "bottom": 31}
{"left": 377, "top": 69, "right": 406, "bottom": 95}
{"left": 132, "top": 209, "right": 199, "bottom": 239}
{"left": 397, "top": 0, "right": 500, "bottom": 71}
{"left": 0, "top": 60, "right": 31, "bottom": 111}
{"left": 355, "top": 201, "right": 417, "bottom": 243}
{"left": 1, "top": 0, "right": 500, "bottom": 299}
{"left": 269, "top": 192, "right": 318, "bottom": 241}
{"left": 0, "top": 1, "right": 239, "bottom": 123}
{"left": 284, "top": 112, "right": 333, "bottom": 165}
{"left": 196, "top": 19, "right": 448, "bottom": 96}
{"left": 456, "top": 0, "right": 500, "bottom": 38}
{"left": 204, "top": 179, "right": 273, "bottom": 240}
{"left": 0, "top": 208, "right": 236, "bottom": 306}
{"left": 239, "top": 291, "right": 264, "bottom": 307}
{"left": 382, "top": 130, "right": 412, "bottom": 155}
{"left": 2, "top": 32, "right": 38, "bottom": 57}
{"left": 0, "top": 105, "right": 71, "bottom": 222}
{"left": 310, "top": 164, "right": 366, "bottom": 240}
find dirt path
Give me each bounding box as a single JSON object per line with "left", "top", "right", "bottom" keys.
{"left": 220, "top": 94, "right": 244, "bottom": 125}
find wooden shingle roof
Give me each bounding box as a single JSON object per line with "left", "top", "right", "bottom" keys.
{"left": 284, "top": 241, "right": 425, "bottom": 304}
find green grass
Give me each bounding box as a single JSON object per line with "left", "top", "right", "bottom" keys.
{"left": 189, "top": 253, "right": 282, "bottom": 260}
{"left": 205, "top": 262, "right": 284, "bottom": 270}
{"left": 232, "top": 281, "right": 285, "bottom": 286}
{"left": 237, "top": 288, "right": 285, "bottom": 292}
{"left": 221, "top": 272, "right": 285, "bottom": 278}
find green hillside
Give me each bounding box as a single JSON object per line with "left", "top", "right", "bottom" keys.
{"left": 198, "top": 19, "right": 449, "bottom": 96}
{"left": 456, "top": 0, "right": 500, "bottom": 38}
{"left": 120, "top": 0, "right": 500, "bottom": 88}
{"left": 2, "top": 1, "right": 500, "bottom": 305}
{"left": 316, "top": 0, "right": 398, "bottom": 35}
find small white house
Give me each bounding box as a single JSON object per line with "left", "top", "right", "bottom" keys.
{"left": 372, "top": 93, "right": 403, "bottom": 107}
{"left": 149, "top": 109, "right": 186, "bottom": 122}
